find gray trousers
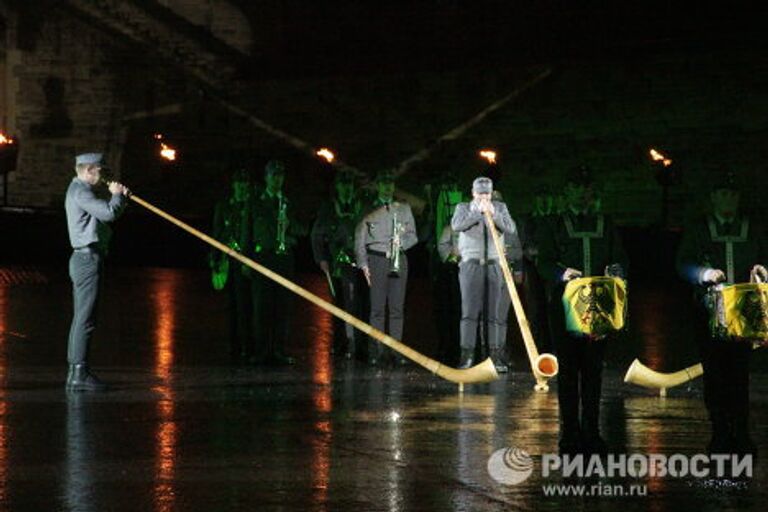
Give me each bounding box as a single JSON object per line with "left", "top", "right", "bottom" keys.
{"left": 496, "top": 273, "right": 511, "bottom": 349}
{"left": 368, "top": 252, "right": 408, "bottom": 357}
{"left": 68, "top": 251, "right": 103, "bottom": 364}
{"left": 458, "top": 260, "right": 503, "bottom": 351}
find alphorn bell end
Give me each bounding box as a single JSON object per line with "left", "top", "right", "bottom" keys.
{"left": 534, "top": 353, "right": 559, "bottom": 379}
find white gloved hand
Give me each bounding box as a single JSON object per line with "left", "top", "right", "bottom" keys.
{"left": 701, "top": 268, "right": 726, "bottom": 284}
{"left": 470, "top": 200, "right": 481, "bottom": 212}
{"left": 562, "top": 267, "right": 583, "bottom": 282}
{"left": 752, "top": 264, "right": 768, "bottom": 283}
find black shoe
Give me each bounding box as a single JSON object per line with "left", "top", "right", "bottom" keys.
{"left": 732, "top": 420, "right": 757, "bottom": 457}
{"left": 708, "top": 419, "right": 733, "bottom": 455}
{"left": 345, "top": 340, "right": 356, "bottom": 360}
{"left": 490, "top": 348, "right": 509, "bottom": 373}
{"left": 458, "top": 349, "right": 474, "bottom": 369}
{"left": 559, "top": 432, "right": 582, "bottom": 457}
{"left": 582, "top": 433, "right": 608, "bottom": 456}
{"left": 270, "top": 353, "right": 295, "bottom": 366}
{"left": 66, "top": 364, "right": 108, "bottom": 392}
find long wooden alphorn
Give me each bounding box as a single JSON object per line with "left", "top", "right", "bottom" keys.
{"left": 483, "top": 210, "right": 558, "bottom": 391}
{"left": 129, "top": 193, "right": 498, "bottom": 384}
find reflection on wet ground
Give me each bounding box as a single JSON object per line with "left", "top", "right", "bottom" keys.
{"left": 0, "top": 267, "right": 767, "bottom": 511}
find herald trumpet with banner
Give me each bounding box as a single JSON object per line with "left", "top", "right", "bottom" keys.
{"left": 562, "top": 276, "right": 627, "bottom": 339}
{"left": 706, "top": 282, "right": 768, "bottom": 346}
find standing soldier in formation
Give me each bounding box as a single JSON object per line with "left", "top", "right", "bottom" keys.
{"left": 311, "top": 170, "right": 364, "bottom": 359}
{"left": 355, "top": 170, "right": 418, "bottom": 366}
{"left": 451, "top": 176, "right": 517, "bottom": 373}
{"left": 537, "top": 167, "right": 627, "bottom": 456}
{"left": 433, "top": 180, "right": 464, "bottom": 365}
{"left": 210, "top": 169, "right": 252, "bottom": 364}
{"left": 247, "top": 160, "right": 297, "bottom": 365}
{"left": 677, "top": 171, "right": 767, "bottom": 456}
{"left": 517, "top": 186, "right": 557, "bottom": 353}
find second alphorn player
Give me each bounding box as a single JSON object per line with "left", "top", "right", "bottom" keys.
{"left": 451, "top": 177, "right": 519, "bottom": 373}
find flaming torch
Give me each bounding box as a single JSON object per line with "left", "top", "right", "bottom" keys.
{"left": 0, "top": 133, "right": 15, "bottom": 146}
{"left": 0, "top": 131, "right": 19, "bottom": 205}
{"left": 649, "top": 148, "right": 672, "bottom": 167}
{"left": 479, "top": 149, "right": 497, "bottom": 165}
{"left": 154, "top": 134, "right": 177, "bottom": 162}
{"left": 316, "top": 148, "right": 335, "bottom": 164}
{"left": 648, "top": 147, "right": 680, "bottom": 227}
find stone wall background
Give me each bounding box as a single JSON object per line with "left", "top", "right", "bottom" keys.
{"left": 1, "top": 1, "right": 765, "bottom": 230}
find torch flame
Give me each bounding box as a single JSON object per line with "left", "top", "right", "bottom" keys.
{"left": 160, "top": 143, "right": 176, "bottom": 161}
{"left": 0, "top": 132, "right": 15, "bottom": 145}
{"left": 316, "top": 148, "right": 335, "bottom": 163}
{"left": 154, "top": 133, "right": 177, "bottom": 161}
{"left": 650, "top": 148, "right": 672, "bottom": 167}
{"left": 479, "top": 150, "right": 497, "bottom": 164}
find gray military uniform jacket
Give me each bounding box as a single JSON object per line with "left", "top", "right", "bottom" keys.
{"left": 65, "top": 177, "right": 127, "bottom": 252}
{"left": 355, "top": 201, "right": 418, "bottom": 269}
{"left": 451, "top": 200, "right": 518, "bottom": 262}
{"left": 437, "top": 224, "right": 460, "bottom": 263}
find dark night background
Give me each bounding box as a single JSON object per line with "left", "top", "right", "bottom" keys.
{"left": 0, "top": 1, "right": 766, "bottom": 272}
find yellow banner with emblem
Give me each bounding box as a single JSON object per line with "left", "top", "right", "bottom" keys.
{"left": 563, "top": 276, "right": 627, "bottom": 339}
{"left": 709, "top": 283, "right": 768, "bottom": 345}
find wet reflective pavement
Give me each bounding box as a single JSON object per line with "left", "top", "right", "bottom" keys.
{"left": 1, "top": 267, "right": 767, "bottom": 511}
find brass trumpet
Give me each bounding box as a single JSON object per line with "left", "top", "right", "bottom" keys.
{"left": 276, "top": 194, "right": 288, "bottom": 254}
{"left": 389, "top": 210, "right": 403, "bottom": 275}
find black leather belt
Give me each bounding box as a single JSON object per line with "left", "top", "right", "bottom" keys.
{"left": 463, "top": 258, "right": 498, "bottom": 266}
{"left": 367, "top": 249, "right": 387, "bottom": 257}
{"left": 73, "top": 246, "right": 101, "bottom": 254}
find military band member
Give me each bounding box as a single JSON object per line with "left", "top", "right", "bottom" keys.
{"left": 451, "top": 177, "right": 517, "bottom": 373}
{"left": 210, "top": 169, "right": 252, "bottom": 363}
{"left": 677, "top": 171, "right": 767, "bottom": 456}
{"left": 65, "top": 152, "right": 129, "bottom": 391}
{"left": 355, "top": 170, "right": 418, "bottom": 366}
{"left": 517, "top": 187, "right": 557, "bottom": 353}
{"left": 537, "top": 167, "right": 627, "bottom": 456}
{"left": 431, "top": 180, "right": 464, "bottom": 365}
{"left": 247, "top": 160, "right": 297, "bottom": 365}
{"left": 311, "top": 170, "right": 364, "bottom": 359}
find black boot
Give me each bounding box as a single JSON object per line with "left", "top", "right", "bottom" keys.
{"left": 581, "top": 431, "right": 608, "bottom": 456}
{"left": 731, "top": 418, "right": 757, "bottom": 457}
{"left": 344, "top": 337, "right": 356, "bottom": 360}
{"left": 66, "top": 363, "right": 107, "bottom": 392}
{"left": 368, "top": 342, "right": 383, "bottom": 367}
{"left": 558, "top": 429, "right": 582, "bottom": 457}
{"left": 490, "top": 347, "right": 508, "bottom": 373}
{"left": 707, "top": 416, "right": 733, "bottom": 455}
{"left": 458, "top": 349, "right": 474, "bottom": 369}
